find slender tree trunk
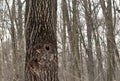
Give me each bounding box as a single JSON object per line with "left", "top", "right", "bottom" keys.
{"left": 61, "top": 0, "right": 74, "bottom": 81}
{"left": 25, "top": 0, "right": 59, "bottom": 81}
{"left": 61, "top": 2, "right": 67, "bottom": 80}
{"left": 16, "top": 0, "right": 25, "bottom": 80}
{"left": 100, "top": 0, "right": 119, "bottom": 81}
{"left": 0, "top": 1, "right": 4, "bottom": 79}
{"left": 93, "top": 29, "right": 105, "bottom": 81}
{"left": 11, "top": 1, "right": 18, "bottom": 81}
{"left": 1, "top": 39, "right": 4, "bottom": 81}
{"left": 83, "top": 0, "right": 95, "bottom": 81}
{"left": 5, "top": 0, "right": 18, "bottom": 80}
{"left": 1, "top": 23, "right": 5, "bottom": 81}
{"left": 0, "top": 43, "right": 2, "bottom": 81}
{"left": 72, "top": 0, "right": 81, "bottom": 80}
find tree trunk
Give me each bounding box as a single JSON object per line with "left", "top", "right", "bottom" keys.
{"left": 100, "top": 0, "right": 119, "bottom": 81}
{"left": 72, "top": 0, "right": 81, "bottom": 80}
{"left": 61, "top": 1, "right": 67, "bottom": 80}
{"left": 5, "top": 0, "right": 17, "bottom": 80}
{"left": 83, "top": 0, "right": 95, "bottom": 81}
{"left": 16, "top": 0, "right": 25, "bottom": 80}
{"left": 93, "top": 29, "right": 105, "bottom": 81}
{"left": 61, "top": 0, "right": 73, "bottom": 81}
{"left": 25, "top": 0, "right": 59, "bottom": 81}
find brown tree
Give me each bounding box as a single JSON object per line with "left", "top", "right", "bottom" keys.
{"left": 100, "top": 0, "right": 119, "bottom": 81}
{"left": 25, "top": 0, "right": 59, "bottom": 81}
{"left": 83, "top": 0, "right": 95, "bottom": 81}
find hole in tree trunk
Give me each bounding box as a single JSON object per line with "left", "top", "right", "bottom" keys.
{"left": 45, "top": 46, "right": 49, "bottom": 51}
{"left": 44, "top": 44, "right": 51, "bottom": 52}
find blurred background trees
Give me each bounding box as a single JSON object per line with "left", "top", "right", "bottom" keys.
{"left": 0, "top": 0, "right": 120, "bottom": 81}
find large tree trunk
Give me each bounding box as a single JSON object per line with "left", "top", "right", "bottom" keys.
{"left": 25, "top": 0, "right": 59, "bottom": 81}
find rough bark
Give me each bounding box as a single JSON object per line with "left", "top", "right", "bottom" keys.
{"left": 25, "top": 0, "right": 59, "bottom": 81}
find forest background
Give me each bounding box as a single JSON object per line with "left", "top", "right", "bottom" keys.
{"left": 0, "top": 0, "right": 120, "bottom": 81}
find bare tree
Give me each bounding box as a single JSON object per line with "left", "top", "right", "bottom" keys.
{"left": 25, "top": 0, "right": 59, "bottom": 81}
{"left": 82, "top": 0, "right": 95, "bottom": 81}
{"left": 100, "top": 0, "right": 119, "bottom": 81}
